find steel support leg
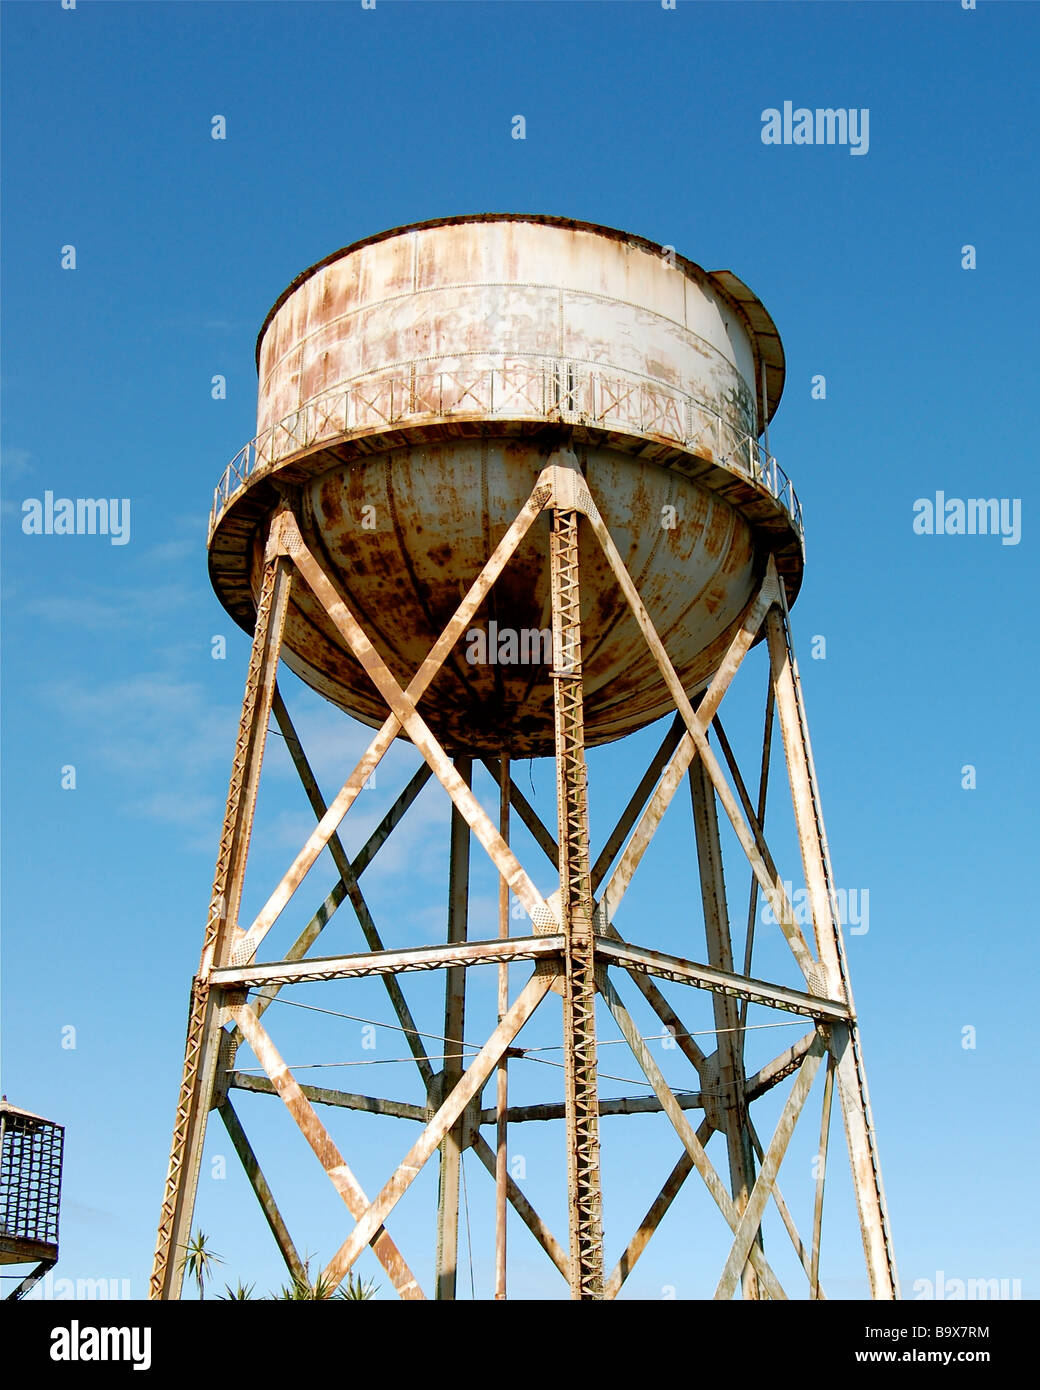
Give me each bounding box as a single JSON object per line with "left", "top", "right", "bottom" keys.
{"left": 435, "top": 756, "right": 472, "bottom": 1299}
{"left": 549, "top": 481, "right": 605, "bottom": 1299}
{"left": 766, "top": 600, "right": 899, "bottom": 1300}
{"left": 150, "top": 550, "right": 292, "bottom": 1298}
{"left": 688, "top": 754, "right": 761, "bottom": 1299}
{"left": 495, "top": 755, "right": 510, "bottom": 1300}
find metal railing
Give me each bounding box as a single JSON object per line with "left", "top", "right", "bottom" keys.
{"left": 210, "top": 358, "right": 802, "bottom": 537}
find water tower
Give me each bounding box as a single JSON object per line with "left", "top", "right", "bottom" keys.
{"left": 151, "top": 215, "right": 898, "bottom": 1300}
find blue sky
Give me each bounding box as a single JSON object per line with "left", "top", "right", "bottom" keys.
{"left": 2, "top": 0, "right": 1037, "bottom": 1301}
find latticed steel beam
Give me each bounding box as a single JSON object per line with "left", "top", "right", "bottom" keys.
{"left": 549, "top": 463, "right": 605, "bottom": 1299}
{"left": 494, "top": 755, "right": 511, "bottom": 1300}
{"left": 766, "top": 596, "right": 899, "bottom": 1300}
{"left": 229, "top": 1072, "right": 428, "bottom": 1121}
{"left": 150, "top": 548, "right": 291, "bottom": 1300}
{"left": 595, "top": 939, "right": 849, "bottom": 1021}
{"left": 212, "top": 934, "right": 563, "bottom": 988}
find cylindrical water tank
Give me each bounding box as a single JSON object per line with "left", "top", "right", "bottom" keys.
{"left": 209, "top": 215, "right": 802, "bottom": 756}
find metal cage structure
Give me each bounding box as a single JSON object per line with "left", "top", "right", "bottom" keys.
{"left": 1, "top": 1100, "right": 64, "bottom": 1300}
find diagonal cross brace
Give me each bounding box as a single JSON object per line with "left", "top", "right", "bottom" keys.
{"left": 598, "top": 971, "right": 788, "bottom": 1299}
{"left": 237, "top": 493, "right": 557, "bottom": 963}
{"left": 714, "top": 1036, "right": 826, "bottom": 1299}
{"left": 320, "top": 970, "right": 555, "bottom": 1291}
{"left": 269, "top": 687, "right": 432, "bottom": 1085}
{"left": 585, "top": 523, "right": 817, "bottom": 985}
{"left": 230, "top": 1001, "right": 426, "bottom": 1300}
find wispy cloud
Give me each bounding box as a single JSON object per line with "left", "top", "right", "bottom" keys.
{"left": 42, "top": 667, "right": 235, "bottom": 849}
{"left": 23, "top": 582, "right": 199, "bottom": 633}
{"left": 139, "top": 513, "right": 208, "bottom": 567}
{"left": 1, "top": 446, "right": 35, "bottom": 483}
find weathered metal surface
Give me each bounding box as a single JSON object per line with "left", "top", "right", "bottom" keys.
{"left": 597, "top": 941, "right": 849, "bottom": 1021}
{"left": 209, "top": 217, "right": 802, "bottom": 756}
{"left": 230, "top": 1073, "right": 427, "bottom": 1122}
{"left": 150, "top": 553, "right": 290, "bottom": 1300}
{"left": 767, "top": 590, "right": 899, "bottom": 1299}
{"left": 254, "top": 215, "right": 783, "bottom": 428}
{"left": 811, "top": 1055, "right": 836, "bottom": 1299}
{"left": 213, "top": 934, "right": 564, "bottom": 989}
{"left": 494, "top": 756, "right": 510, "bottom": 1300}
{"left": 549, "top": 465, "right": 604, "bottom": 1299}
{"left": 434, "top": 756, "right": 471, "bottom": 1300}
{"left": 476, "top": 1091, "right": 708, "bottom": 1128}
{"left": 745, "top": 1032, "right": 818, "bottom": 1099}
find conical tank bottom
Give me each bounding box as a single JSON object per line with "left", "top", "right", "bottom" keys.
{"left": 257, "top": 437, "right": 761, "bottom": 757}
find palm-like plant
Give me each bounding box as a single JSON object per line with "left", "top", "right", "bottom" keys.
{"left": 178, "top": 1228, "right": 224, "bottom": 1301}
{"left": 276, "top": 1270, "right": 339, "bottom": 1300}
{"left": 217, "top": 1280, "right": 256, "bottom": 1301}
{"left": 338, "top": 1271, "right": 378, "bottom": 1300}
{"left": 274, "top": 1258, "right": 378, "bottom": 1300}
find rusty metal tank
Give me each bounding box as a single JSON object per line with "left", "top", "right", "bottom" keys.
{"left": 208, "top": 215, "right": 803, "bottom": 757}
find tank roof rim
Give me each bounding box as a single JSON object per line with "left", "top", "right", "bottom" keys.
{"left": 253, "top": 213, "right": 785, "bottom": 425}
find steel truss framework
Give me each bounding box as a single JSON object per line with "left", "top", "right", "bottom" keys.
{"left": 151, "top": 449, "right": 899, "bottom": 1301}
